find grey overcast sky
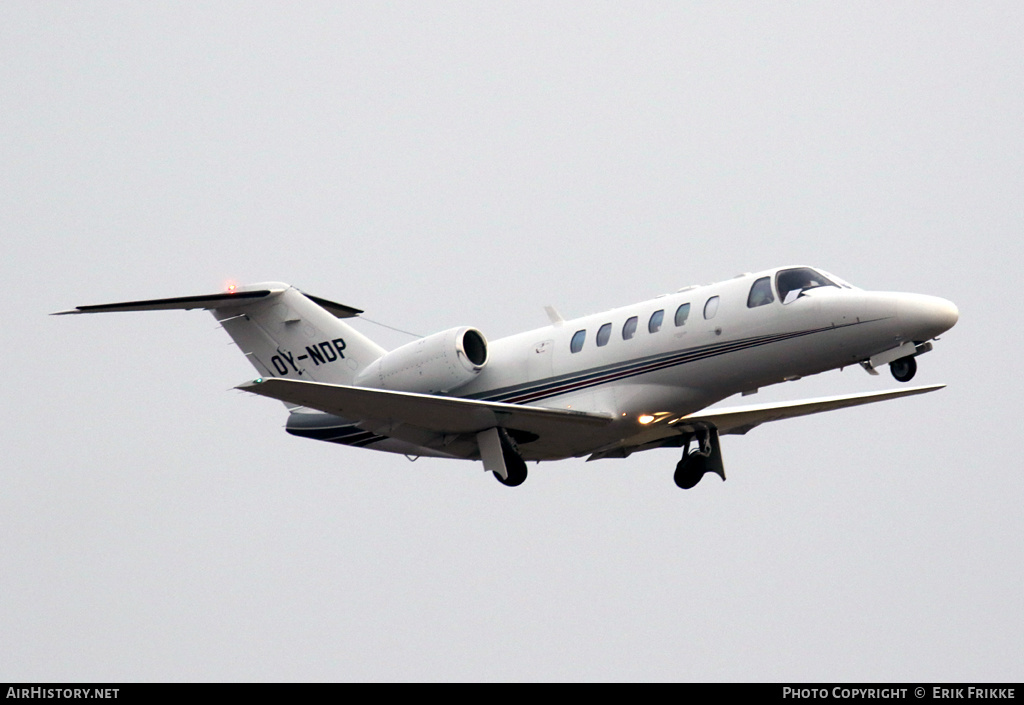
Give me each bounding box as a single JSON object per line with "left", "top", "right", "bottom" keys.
{"left": 2, "top": 2, "right": 1022, "bottom": 682}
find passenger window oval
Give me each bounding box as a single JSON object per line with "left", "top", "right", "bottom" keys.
{"left": 704, "top": 296, "right": 719, "bottom": 320}
{"left": 570, "top": 329, "right": 586, "bottom": 353}
{"left": 622, "top": 316, "right": 638, "bottom": 340}
{"left": 596, "top": 323, "right": 612, "bottom": 347}
{"left": 674, "top": 303, "right": 691, "bottom": 326}
{"left": 648, "top": 309, "right": 664, "bottom": 333}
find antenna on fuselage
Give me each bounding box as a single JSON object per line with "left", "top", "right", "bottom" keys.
{"left": 544, "top": 306, "right": 564, "bottom": 326}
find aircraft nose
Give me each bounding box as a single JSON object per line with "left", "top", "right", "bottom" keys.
{"left": 898, "top": 294, "right": 959, "bottom": 340}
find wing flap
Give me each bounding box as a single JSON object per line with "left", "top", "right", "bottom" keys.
{"left": 236, "top": 378, "right": 613, "bottom": 438}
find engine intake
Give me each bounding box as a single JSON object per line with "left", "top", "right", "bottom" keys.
{"left": 354, "top": 326, "right": 488, "bottom": 394}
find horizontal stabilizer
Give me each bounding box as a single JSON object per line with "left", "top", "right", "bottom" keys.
{"left": 674, "top": 384, "right": 945, "bottom": 436}
{"left": 236, "top": 378, "right": 612, "bottom": 438}
{"left": 53, "top": 288, "right": 362, "bottom": 318}
{"left": 52, "top": 290, "right": 277, "bottom": 315}
{"left": 300, "top": 293, "right": 363, "bottom": 319}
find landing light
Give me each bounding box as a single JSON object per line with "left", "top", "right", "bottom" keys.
{"left": 638, "top": 414, "right": 656, "bottom": 425}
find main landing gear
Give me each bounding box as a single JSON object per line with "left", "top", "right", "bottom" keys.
{"left": 493, "top": 445, "right": 528, "bottom": 487}
{"left": 674, "top": 427, "right": 727, "bottom": 490}
{"left": 480, "top": 427, "right": 528, "bottom": 487}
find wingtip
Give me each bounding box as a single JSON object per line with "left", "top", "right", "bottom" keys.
{"left": 235, "top": 378, "right": 266, "bottom": 391}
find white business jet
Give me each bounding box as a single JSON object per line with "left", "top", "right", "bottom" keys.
{"left": 56, "top": 266, "right": 957, "bottom": 489}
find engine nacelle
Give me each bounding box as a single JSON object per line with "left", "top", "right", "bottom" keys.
{"left": 353, "top": 326, "right": 488, "bottom": 394}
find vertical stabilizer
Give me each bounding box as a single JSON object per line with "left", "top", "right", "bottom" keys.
{"left": 211, "top": 283, "right": 386, "bottom": 386}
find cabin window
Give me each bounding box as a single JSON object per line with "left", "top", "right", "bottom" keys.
{"left": 674, "top": 303, "right": 691, "bottom": 326}
{"left": 776, "top": 267, "right": 839, "bottom": 304}
{"left": 747, "top": 277, "right": 775, "bottom": 308}
{"left": 704, "top": 296, "right": 719, "bottom": 319}
{"left": 596, "top": 323, "right": 612, "bottom": 347}
{"left": 648, "top": 309, "right": 664, "bottom": 333}
{"left": 570, "top": 329, "right": 586, "bottom": 353}
{"left": 622, "top": 316, "right": 638, "bottom": 340}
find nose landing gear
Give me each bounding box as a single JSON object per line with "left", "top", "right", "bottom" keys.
{"left": 674, "top": 427, "right": 726, "bottom": 489}
{"left": 889, "top": 355, "right": 917, "bottom": 382}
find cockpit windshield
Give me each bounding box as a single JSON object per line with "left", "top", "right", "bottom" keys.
{"left": 817, "top": 269, "right": 857, "bottom": 290}
{"left": 776, "top": 267, "right": 840, "bottom": 304}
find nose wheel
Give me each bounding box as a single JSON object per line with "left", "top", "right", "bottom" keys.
{"left": 890, "top": 356, "right": 917, "bottom": 382}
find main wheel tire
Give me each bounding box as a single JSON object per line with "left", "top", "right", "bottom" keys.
{"left": 494, "top": 456, "right": 528, "bottom": 487}
{"left": 890, "top": 356, "right": 917, "bottom": 382}
{"left": 674, "top": 455, "right": 706, "bottom": 490}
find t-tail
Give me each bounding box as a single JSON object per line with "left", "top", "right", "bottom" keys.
{"left": 54, "top": 282, "right": 387, "bottom": 387}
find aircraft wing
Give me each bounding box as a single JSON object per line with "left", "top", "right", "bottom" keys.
{"left": 236, "top": 378, "right": 613, "bottom": 442}
{"left": 672, "top": 384, "right": 945, "bottom": 436}
{"left": 242, "top": 379, "right": 942, "bottom": 461}
{"left": 586, "top": 384, "right": 945, "bottom": 461}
